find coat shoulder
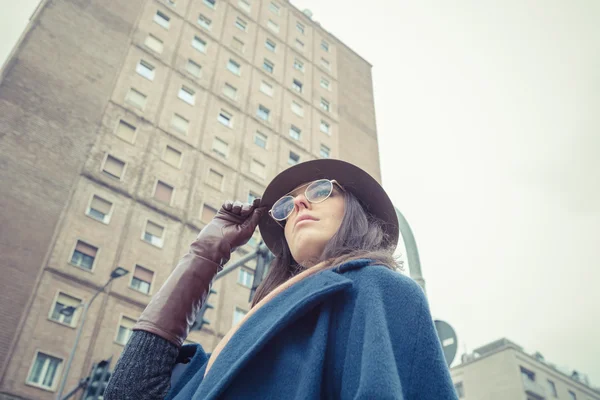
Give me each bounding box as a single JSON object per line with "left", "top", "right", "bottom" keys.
{"left": 343, "top": 264, "right": 426, "bottom": 301}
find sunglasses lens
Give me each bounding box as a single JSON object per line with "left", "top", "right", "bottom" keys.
{"left": 271, "top": 196, "right": 295, "bottom": 220}
{"left": 306, "top": 180, "right": 333, "bottom": 203}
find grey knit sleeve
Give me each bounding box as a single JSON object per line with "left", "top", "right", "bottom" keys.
{"left": 104, "top": 330, "right": 179, "bottom": 400}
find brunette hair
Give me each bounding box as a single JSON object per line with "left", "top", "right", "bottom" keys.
{"left": 251, "top": 189, "right": 400, "bottom": 307}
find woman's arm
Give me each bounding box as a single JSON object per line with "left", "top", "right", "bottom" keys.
{"left": 104, "top": 331, "right": 178, "bottom": 400}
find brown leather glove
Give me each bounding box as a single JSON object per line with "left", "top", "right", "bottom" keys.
{"left": 133, "top": 199, "right": 265, "bottom": 347}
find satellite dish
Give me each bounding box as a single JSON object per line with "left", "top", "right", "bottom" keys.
{"left": 434, "top": 320, "right": 458, "bottom": 366}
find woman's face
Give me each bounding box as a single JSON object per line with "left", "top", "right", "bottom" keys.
{"left": 283, "top": 182, "right": 345, "bottom": 266}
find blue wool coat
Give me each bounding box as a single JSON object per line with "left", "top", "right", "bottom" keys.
{"left": 166, "top": 259, "right": 457, "bottom": 399}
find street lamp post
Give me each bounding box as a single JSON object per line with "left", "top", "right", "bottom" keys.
{"left": 55, "top": 267, "right": 129, "bottom": 400}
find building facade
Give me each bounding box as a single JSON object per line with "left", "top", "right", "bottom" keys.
{"left": 0, "top": 0, "right": 381, "bottom": 398}
{"left": 451, "top": 339, "right": 600, "bottom": 400}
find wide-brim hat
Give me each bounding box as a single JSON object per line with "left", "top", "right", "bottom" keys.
{"left": 259, "top": 159, "right": 399, "bottom": 254}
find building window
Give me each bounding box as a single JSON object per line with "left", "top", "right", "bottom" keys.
{"left": 235, "top": 17, "right": 247, "bottom": 31}
{"left": 186, "top": 59, "right": 202, "bottom": 78}
{"left": 293, "top": 58, "right": 304, "bottom": 72}
{"left": 292, "top": 79, "right": 303, "bottom": 93}
{"left": 115, "top": 119, "right": 136, "bottom": 143}
{"left": 207, "top": 169, "right": 224, "bottom": 189}
{"left": 50, "top": 292, "right": 81, "bottom": 326}
{"left": 547, "top": 380, "right": 557, "bottom": 397}
{"left": 320, "top": 144, "right": 330, "bottom": 158}
{"left": 320, "top": 120, "right": 331, "bottom": 135}
{"left": 320, "top": 77, "right": 330, "bottom": 90}
{"left": 153, "top": 10, "right": 171, "bottom": 29}
{"left": 568, "top": 391, "right": 576, "bottom": 400}
{"left": 250, "top": 159, "right": 266, "bottom": 178}
{"left": 102, "top": 154, "right": 126, "bottom": 180}
{"left": 223, "top": 83, "right": 237, "bottom": 100}
{"left": 125, "top": 88, "right": 147, "bottom": 110}
{"left": 321, "top": 57, "right": 331, "bottom": 70}
{"left": 321, "top": 40, "right": 330, "bottom": 52}
{"left": 295, "top": 39, "right": 304, "bottom": 50}
{"left": 87, "top": 195, "right": 112, "bottom": 223}
{"left": 203, "top": 0, "right": 216, "bottom": 9}
{"left": 257, "top": 105, "right": 270, "bottom": 121}
{"left": 454, "top": 382, "right": 464, "bottom": 398}
{"left": 262, "top": 59, "right": 274, "bottom": 74}
{"left": 288, "top": 151, "right": 300, "bottom": 165}
{"left": 247, "top": 191, "right": 260, "bottom": 204}
{"left": 116, "top": 316, "right": 136, "bottom": 345}
{"left": 178, "top": 86, "right": 196, "bottom": 105}
{"left": 143, "top": 220, "right": 165, "bottom": 247}
{"left": 269, "top": 2, "right": 280, "bottom": 14}
{"left": 218, "top": 109, "right": 233, "bottom": 127}
{"left": 154, "top": 180, "right": 174, "bottom": 204}
{"left": 212, "top": 137, "right": 229, "bottom": 158}
{"left": 320, "top": 98, "right": 330, "bottom": 112}
{"left": 260, "top": 80, "right": 273, "bottom": 96}
{"left": 171, "top": 113, "right": 189, "bottom": 134}
{"left": 192, "top": 36, "right": 207, "bottom": 53}
{"left": 296, "top": 22, "right": 305, "bottom": 34}
{"left": 201, "top": 204, "right": 218, "bottom": 222}
{"left": 231, "top": 36, "right": 245, "bottom": 53}
{"left": 254, "top": 131, "right": 267, "bottom": 148}
{"left": 198, "top": 14, "right": 212, "bottom": 30}
{"left": 233, "top": 307, "right": 247, "bottom": 325}
{"left": 238, "top": 0, "right": 251, "bottom": 13}
{"left": 71, "top": 240, "right": 97, "bottom": 270}
{"left": 145, "top": 34, "right": 164, "bottom": 53}
{"left": 291, "top": 101, "right": 303, "bottom": 117}
{"left": 163, "top": 145, "right": 182, "bottom": 168}
{"left": 27, "top": 352, "right": 62, "bottom": 390}
{"left": 265, "top": 38, "right": 276, "bottom": 52}
{"left": 289, "top": 125, "right": 301, "bottom": 141}
{"left": 130, "top": 265, "right": 153, "bottom": 294}
{"left": 520, "top": 366, "right": 535, "bottom": 382}
{"left": 227, "top": 59, "right": 241, "bottom": 75}
{"left": 267, "top": 19, "right": 279, "bottom": 33}
{"left": 238, "top": 268, "right": 253, "bottom": 288}
{"left": 136, "top": 59, "right": 155, "bottom": 80}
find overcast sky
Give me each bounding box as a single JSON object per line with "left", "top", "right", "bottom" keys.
{"left": 2, "top": 0, "right": 599, "bottom": 386}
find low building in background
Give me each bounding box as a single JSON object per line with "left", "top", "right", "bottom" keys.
{"left": 451, "top": 338, "right": 600, "bottom": 400}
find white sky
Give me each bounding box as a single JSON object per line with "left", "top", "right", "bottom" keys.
{"left": 2, "top": 0, "right": 599, "bottom": 386}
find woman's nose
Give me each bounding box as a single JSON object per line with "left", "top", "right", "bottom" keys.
{"left": 293, "top": 193, "right": 310, "bottom": 211}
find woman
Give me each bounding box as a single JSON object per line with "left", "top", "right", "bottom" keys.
{"left": 105, "top": 159, "right": 457, "bottom": 399}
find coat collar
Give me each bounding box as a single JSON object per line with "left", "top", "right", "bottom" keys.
{"left": 193, "top": 259, "right": 373, "bottom": 399}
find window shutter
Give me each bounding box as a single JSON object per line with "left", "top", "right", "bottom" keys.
{"left": 201, "top": 205, "right": 217, "bottom": 222}
{"left": 145, "top": 221, "right": 164, "bottom": 237}
{"left": 90, "top": 195, "right": 112, "bottom": 214}
{"left": 75, "top": 241, "right": 97, "bottom": 257}
{"left": 57, "top": 292, "right": 81, "bottom": 308}
{"left": 154, "top": 181, "right": 174, "bottom": 203}
{"left": 103, "top": 155, "right": 125, "bottom": 178}
{"left": 120, "top": 316, "right": 136, "bottom": 329}
{"left": 116, "top": 120, "right": 136, "bottom": 142}
{"left": 133, "top": 265, "right": 154, "bottom": 283}
{"left": 164, "top": 146, "right": 182, "bottom": 166}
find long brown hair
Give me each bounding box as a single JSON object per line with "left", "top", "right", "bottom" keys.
{"left": 251, "top": 189, "right": 400, "bottom": 307}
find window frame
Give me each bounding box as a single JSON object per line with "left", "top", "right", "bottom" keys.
{"left": 171, "top": 113, "right": 190, "bottom": 135}
{"left": 145, "top": 34, "right": 164, "bottom": 54}
{"left": 185, "top": 59, "right": 202, "bottom": 78}
{"left": 234, "top": 17, "right": 247, "bottom": 31}
{"left": 85, "top": 194, "right": 113, "bottom": 224}
{"left": 227, "top": 59, "right": 242, "bottom": 75}
{"left": 293, "top": 58, "right": 305, "bottom": 72}
{"left": 259, "top": 80, "right": 274, "bottom": 97}
{"left": 262, "top": 58, "right": 274, "bottom": 74}
{"left": 232, "top": 306, "right": 248, "bottom": 326}
{"left": 129, "top": 264, "right": 155, "bottom": 295}
{"left": 198, "top": 14, "right": 212, "bottom": 30}
{"left": 288, "top": 151, "right": 300, "bottom": 165}
{"left": 153, "top": 179, "right": 175, "bottom": 206}
{"left": 101, "top": 153, "right": 127, "bottom": 181}
{"left": 237, "top": 268, "right": 254, "bottom": 288}
{"left": 142, "top": 219, "right": 165, "bottom": 248}
{"left": 254, "top": 131, "right": 268, "bottom": 149}
{"left": 292, "top": 79, "right": 303, "bottom": 93}
{"left": 217, "top": 109, "right": 234, "bottom": 127}
{"left": 114, "top": 119, "right": 137, "bottom": 144}
{"left": 267, "top": 19, "right": 279, "bottom": 33}
{"left": 265, "top": 38, "right": 277, "bottom": 52}
{"left": 289, "top": 125, "right": 301, "bottom": 141}
{"left": 136, "top": 59, "right": 156, "bottom": 81}
{"left": 114, "top": 314, "right": 137, "bottom": 346}
{"left": 296, "top": 22, "right": 305, "bottom": 34}
{"left": 257, "top": 104, "right": 270, "bottom": 122}
{"left": 320, "top": 119, "right": 331, "bottom": 135}
{"left": 192, "top": 35, "right": 207, "bottom": 53}
{"left": 48, "top": 290, "right": 83, "bottom": 328}
{"left": 125, "top": 87, "right": 147, "bottom": 110}
{"left": 25, "top": 350, "right": 64, "bottom": 392}
{"left": 203, "top": 0, "right": 216, "bottom": 9}
{"left": 162, "top": 145, "right": 183, "bottom": 169}
{"left": 69, "top": 239, "right": 98, "bottom": 272}
{"left": 153, "top": 10, "right": 171, "bottom": 30}
{"left": 223, "top": 82, "right": 238, "bottom": 100}
{"left": 320, "top": 144, "right": 331, "bottom": 158}
{"left": 178, "top": 85, "right": 196, "bottom": 105}
{"left": 212, "top": 136, "right": 230, "bottom": 158}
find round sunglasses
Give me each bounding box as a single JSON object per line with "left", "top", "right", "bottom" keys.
{"left": 268, "top": 179, "right": 344, "bottom": 224}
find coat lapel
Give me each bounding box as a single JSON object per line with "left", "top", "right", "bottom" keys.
{"left": 194, "top": 270, "right": 353, "bottom": 399}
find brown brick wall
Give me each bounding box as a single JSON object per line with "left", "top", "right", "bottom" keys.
{"left": 0, "top": 0, "right": 145, "bottom": 389}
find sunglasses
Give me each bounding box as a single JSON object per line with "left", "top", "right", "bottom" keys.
{"left": 268, "top": 179, "right": 345, "bottom": 225}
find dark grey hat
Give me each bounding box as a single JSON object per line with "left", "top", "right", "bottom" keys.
{"left": 259, "top": 159, "right": 399, "bottom": 254}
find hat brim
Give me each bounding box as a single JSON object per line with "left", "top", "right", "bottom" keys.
{"left": 258, "top": 159, "right": 399, "bottom": 255}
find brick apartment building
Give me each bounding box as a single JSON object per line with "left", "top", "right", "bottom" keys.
{"left": 0, "top": 0, "right": 382, "bottom": 398}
